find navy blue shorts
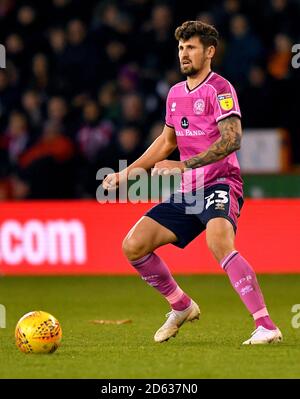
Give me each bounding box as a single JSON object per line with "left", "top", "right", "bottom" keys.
{"left": 145, "top": 183, "right": 244, "bottom": 248}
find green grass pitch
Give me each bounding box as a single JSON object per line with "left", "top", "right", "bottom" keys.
{"left": 0, "top": 275, "right": 299, "bottom": 379}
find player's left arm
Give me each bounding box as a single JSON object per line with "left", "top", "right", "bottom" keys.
{"left": 183, "top": 116, "right": 242, "bottom": 169}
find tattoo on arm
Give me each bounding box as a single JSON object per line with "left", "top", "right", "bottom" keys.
{"left": 183, "top": 116, "right": 242, "bottom": 169}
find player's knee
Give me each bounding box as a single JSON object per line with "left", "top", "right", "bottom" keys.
{"left": 122, "top": 236, "right": 148, "bottom": 261}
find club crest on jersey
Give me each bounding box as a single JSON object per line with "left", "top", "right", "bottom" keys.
{"left": 193, "top": 99, "right": 205, "bottom": 115}
{"left": 181, "top": 117, "right": 189, "bottom": 129}
{"left": 217, "top": 93, "right": 233, "bottom": 111}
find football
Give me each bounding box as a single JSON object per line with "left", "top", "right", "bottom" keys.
{"left": 15, "top": 311, "right": 62, "bottom": 354}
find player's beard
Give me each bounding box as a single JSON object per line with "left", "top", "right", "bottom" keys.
{"left": 181, "top": 65, "right": 199, "bottom": 77}
{"left": 180, "top": 60, "right": 205, "bottom": 77}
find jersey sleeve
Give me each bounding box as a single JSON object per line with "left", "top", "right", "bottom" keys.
{"left": 210, "top": 80, "right": 241, "bottom": 123}
{"left": 165, "top": 90, "right": 174, "bottom": 128}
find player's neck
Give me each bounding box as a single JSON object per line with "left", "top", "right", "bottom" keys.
{"left": 186, "top": 67, "right": 212, "bottom": 91}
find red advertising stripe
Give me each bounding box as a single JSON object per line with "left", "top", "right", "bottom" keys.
{"left": 0, "top": 200, "right": 299, "bottom": 275}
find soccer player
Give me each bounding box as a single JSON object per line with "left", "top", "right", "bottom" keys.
{"left": 103, "top": 21, "right": 282, "bottom": 345}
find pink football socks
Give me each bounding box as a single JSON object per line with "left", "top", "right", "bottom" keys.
{"left": 221, "top": 251, "right": 276, "bottom": 330}
{"left": 131, "top": 250, "right": 276, "bottom": 330}
{"left": 131, "top": 253, "right": 191, "bottom": 311}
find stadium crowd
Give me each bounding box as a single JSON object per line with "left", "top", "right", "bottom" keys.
{"left": 0, "top": 0, "right": 299, "bottom": 199}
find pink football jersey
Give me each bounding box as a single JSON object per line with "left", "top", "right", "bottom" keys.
{"left": 165, "top": 71, "right": 243, "bottom": 196}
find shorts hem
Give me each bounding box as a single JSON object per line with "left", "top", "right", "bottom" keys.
{"left": 204, "top": 215, "right": 237, "bottom": 233}
{"left": 145, "top": 214, "right": 189, "bottom": 249}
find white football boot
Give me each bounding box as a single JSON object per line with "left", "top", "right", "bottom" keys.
{"left": 242, "top": 325, "right": 283, "bottom": 345}
{"left": 154, "top": 300, "right": 200, "bottom": 343}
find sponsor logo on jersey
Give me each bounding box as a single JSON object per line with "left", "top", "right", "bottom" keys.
{"left": 181, "top": 117, "right": 189, "bottom": 129}
{"left": 217, "top": 93, "right": 233, "bottom": 111}
{"left": 193, "top": 99, "right": 205, "bottom": 115}
{"left": 175, "top": 129, "right": 206, "bottom": 136}
{"left": 171, "top": 102, "right": 176, "bottom": 112}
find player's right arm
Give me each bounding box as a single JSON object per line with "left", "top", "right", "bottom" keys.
{"left": 102, "top": 124, "right": 177, "bottom": 190}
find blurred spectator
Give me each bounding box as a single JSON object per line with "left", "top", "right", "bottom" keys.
{"left": 0, "top": 69, "right": 19, "bottom": 127}
{"left": 121, "top": 93, "right": 146, "bottom": 131}
{"left": 239, "top": 66, "right": 274, "bottom": 127}
{"left": 18, "top": 121, "right": 76, "bottom": 199}
{"left": 5, "top": 33, "right": 25, "bottom": 70}
{"left": 48, "top": 27, "right": 66, "bottom": 56}
{"left": 0, "top": 111, "right": 29, "bottom": 199}
{"left": 47, "top": 96, "right": 67, "bottom": 124}
{"left": 117, "top": 64, "right": 140, "bottom": 94}
{"left": 138, "top": 4, "right": 175, "bottom": 79}
{"left": 103, "top": 39, "right": 128, "bottom": 81}
{"left": 21, "top": 89, "right": 44, "bottom": 135}
{"left": 103, "top": 125, "right": 143, "bottom": 172}
{"left": 97, "top": 82, "right": 121, "bottom": 124}
{"left": 4, "top": 111, "right": 30, "bottom": 164}
{"left": 92, "top": 1, "right": 133, "bottom": 42}
{"left": 20, "top": 120, "right": 73, "bottom": 167}
{"left": 222, "top": 14, "right": 262, "bottom": 86}
{"left": 76, "top": 100, "right": 114, "bottom": 196}
{"left": 14, "top": 5, "right": 44, "bottom": 56}
{"left": 62, "top": 19, "right": 100, "bottom": 95}
{"left": 77, "top": 100, "right": 114, "bottom": 164}
{"left": 267, "top": 33, "right": 292, "bottom": 80}
{"left": 47, "top": 27, "right": 70, "bottom": 94}
{"left": 213, "top": 0, "right": 242, "bottom": 38}
{"left": 116, "top": 125, "right": 142, "bottom": 161}
{"left": 46, "top": 96, "right": 77, "bottom": 136}
{"left": 30, "top": 53, "right": 51, "bottom": 93}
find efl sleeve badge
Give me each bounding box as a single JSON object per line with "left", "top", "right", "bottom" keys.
{"left": 217, "top": 93, "right": 234, "bottom": 111}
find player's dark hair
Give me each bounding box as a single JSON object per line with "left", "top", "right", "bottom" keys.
{"left": 175, "top": 20, "right": 219, "bottom": 49}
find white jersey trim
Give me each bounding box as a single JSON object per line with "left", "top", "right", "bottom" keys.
{"left": 216, "top": 110, "right": 242, "bottom": 122}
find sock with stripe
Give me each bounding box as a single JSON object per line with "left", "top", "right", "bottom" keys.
{"left": 221, "top": 251, "right": 276, "bottom": 330}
